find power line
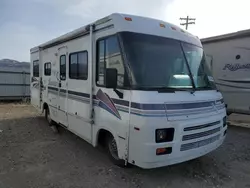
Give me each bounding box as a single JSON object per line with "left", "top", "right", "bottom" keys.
{"left": 180, "top": 16, "right": 196, "bottom": 30}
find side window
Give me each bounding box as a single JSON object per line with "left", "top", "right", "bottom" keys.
{"left": 96, "top": 35, "right": 125, "bottom": 87}
{"left": 44, "top": 62, "right": 51, "bottom": 76}
{"left": 33, "top": 60, "right": 39, "bottom": 77}
{"left": 97, "top": 40, "right": 105, "bottom": 85}
{"left": 78, "top": 52, "right": 88, "bottom": 80}
{"left": 69, "top": 51, "right": 88, "bottom": 80}
{"left": 60, "top": 55, "right": 66, "bottom": 80}
{"left": 69, "top": 53, "right": 77, "bottom": 79}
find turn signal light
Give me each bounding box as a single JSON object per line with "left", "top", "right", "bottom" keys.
{"left": 160, "top": 23, "right": 165, "bottom": 28}
{"left": 171, "top": 26, "right": 177, "bottom": 30}
{"left": 125, "top": 17, "right": 132, "bottom": 21}
{"left": 156, "top": 147, "right": 172, "bottom": 155}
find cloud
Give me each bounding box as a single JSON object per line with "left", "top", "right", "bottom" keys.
{"left": 1, "top": 0, "right": 250, "bottom": 61}
{"left": 165, "top": 0, "right": 250, "bottom": 38}
{"left": 65, "top": 0, "right": 250, "bottom": 38}
{"left": 0, "top": 0, "right": 173, "bottom": 61}
{"left": 0, "top": 22, "right": 52, "bottom": 61}
{"left": 0, "top": 0, "right": 82, "bottom": 61}
{"left": 65, "top": 0, "right": 172, "bottom": 23}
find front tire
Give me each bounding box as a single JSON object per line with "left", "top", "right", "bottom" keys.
{"left": 106, "top": 135, "right": 126, "bottom": 167}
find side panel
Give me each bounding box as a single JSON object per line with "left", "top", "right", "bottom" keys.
{"left": 30, "top": 51, "right": 41, "bottom": 110}
{"left": 34, "top": 24, "right": 131, "bottom": 160}
{"left": 203, "top": 37, "right": 250, "bottom": 114}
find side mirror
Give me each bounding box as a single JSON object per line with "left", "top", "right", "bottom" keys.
{"left": 105, "top": 68, "right": 117, "bottom": 88}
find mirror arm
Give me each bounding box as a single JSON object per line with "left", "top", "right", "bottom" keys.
{"left": 113, "top": 89, "right": 123, "bottom": 99}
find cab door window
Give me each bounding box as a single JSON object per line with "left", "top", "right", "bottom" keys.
{"left": 96, "top": 35, "right": 127, "bottom": 88}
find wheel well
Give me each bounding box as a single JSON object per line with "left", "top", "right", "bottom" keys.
{"left": 43, "top": 103, "right": 48, "bottom": 112}
{"left": 97, "top": 129, "right": 113, "bottom": 147}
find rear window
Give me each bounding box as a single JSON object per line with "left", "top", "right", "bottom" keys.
{"left": 33, "top": 60, "right": 39, "bottom": 77}
{"left": 44, "top": 62, "right": 51, "bottom": 76}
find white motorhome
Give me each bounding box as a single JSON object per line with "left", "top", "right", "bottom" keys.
{"left": 30, "top": 13, "right": 227, "bottom": 169}
{"left": 202, "top": 29, "right": 250, "bottom": 115}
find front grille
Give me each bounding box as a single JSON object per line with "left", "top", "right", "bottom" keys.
{"left": 180, "top": 134, "right": 220, "bottom": 151}
{"left": 182, "top": 127, "right": 221, "bottom": 141}
{"left": 184, "top": 121, "right": 220, "bottom": 131}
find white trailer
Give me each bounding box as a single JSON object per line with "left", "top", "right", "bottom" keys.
{"left": 30, "top": 13, "right": 227, "bottom": 169}
{"left": 202, "top": 29, "right": 250, "bottom": 115}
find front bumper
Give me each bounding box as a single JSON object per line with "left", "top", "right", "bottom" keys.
{"left": 128, "top": 113, "right": 227, "bottom": 169}
{"left": 133, "top": 132, "right": 226, "bottom": 169}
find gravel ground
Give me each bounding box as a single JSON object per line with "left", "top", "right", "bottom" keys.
{"left": 0, "top": 104, "right": 250, "bottom": 188}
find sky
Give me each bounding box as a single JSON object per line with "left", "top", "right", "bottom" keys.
{"left": 0, "top": 0, "right": 249, "bottom": 62}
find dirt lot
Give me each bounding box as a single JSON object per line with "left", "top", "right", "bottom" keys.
{"left": 0, "top": 104, "right": 250, "bottom": 188}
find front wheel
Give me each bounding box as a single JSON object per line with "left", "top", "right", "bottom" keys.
{"left": 106, "top": 135, "right": 126, "bottom": 167}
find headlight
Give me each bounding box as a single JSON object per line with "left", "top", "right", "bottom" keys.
{"left": 155, "top": 128, "right": 174, "bottom": 143}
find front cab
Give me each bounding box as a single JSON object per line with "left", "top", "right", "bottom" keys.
{"left": 128, "top": 90, "right": 227, "bottom": 169}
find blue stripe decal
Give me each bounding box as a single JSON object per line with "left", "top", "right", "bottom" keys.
{"left": 47, "top": 86, "right": 224, "bottom": 114}
{"left": 131, "top": 103, "right": 165, "bottom": 110}
{"left": 98, "top": 101, "right": 121, "bottom": 119}
{"left": 48, "top": 86, "right": 58, "bottom": 91}
{"left": 68, "top": 90, "right": 90, "bottom": 98}
{"left": 60, "top": 89, "right": 66, "bottom": 93}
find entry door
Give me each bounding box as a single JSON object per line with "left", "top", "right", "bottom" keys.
{"left": 57, "top": 47, "right": 68, "bottom": 127}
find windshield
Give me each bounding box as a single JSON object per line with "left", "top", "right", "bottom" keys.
{"left": 181, "top": 43, "right": 216, "bottom": 89}
{"left": 120, "top": 32, "right": 215, "bottom": 90}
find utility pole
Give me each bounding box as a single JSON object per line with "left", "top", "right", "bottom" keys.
{"left": 180, "top": 16, "right": 196, "bottom": 30}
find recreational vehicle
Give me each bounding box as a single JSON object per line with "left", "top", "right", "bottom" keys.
{"left": 30, "top": 13, "right": 227, "bottom": 169}
{"left": 202, "top": 29, "right": 250, "bottom": 115}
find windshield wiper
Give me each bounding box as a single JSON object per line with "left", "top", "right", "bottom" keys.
{"left": 131, "top": 86, "right": 195, "bottom": 93}
{"left": 156, "top": 87, "right": 193, "bottom": 93}
{"left": 196, "top": 86, "right": 214, "bottom": 90}
{"left": 180, "top": 43, "right": 196, "bottom": 93}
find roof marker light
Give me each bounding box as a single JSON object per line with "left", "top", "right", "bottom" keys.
{"left": 160, "top": 23, "right": 165, "bottom": 28}
{"left": 171, "top": 26, "right": 176, "bottom": 30}
{"left": 180, "top": 29, "right": 185, "bottom": 33}
{"left": 125, "top": 17, "right": 132, "bottom": 21}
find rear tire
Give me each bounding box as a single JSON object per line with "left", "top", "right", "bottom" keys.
{"left": 106, "top": 135, "right": 126, "bottom": 167}
{"left": 45, "top": 107, "right": 53, "bottom": 126}
{"left": 45, "top": 107, "right": 59, "bottom": 133}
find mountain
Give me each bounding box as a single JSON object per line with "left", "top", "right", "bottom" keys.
{"left": 0, "top": 59, "right": 29, "bottom": 67}
{"left": 0, "top": 59, "right": 30, "bottom": 72}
